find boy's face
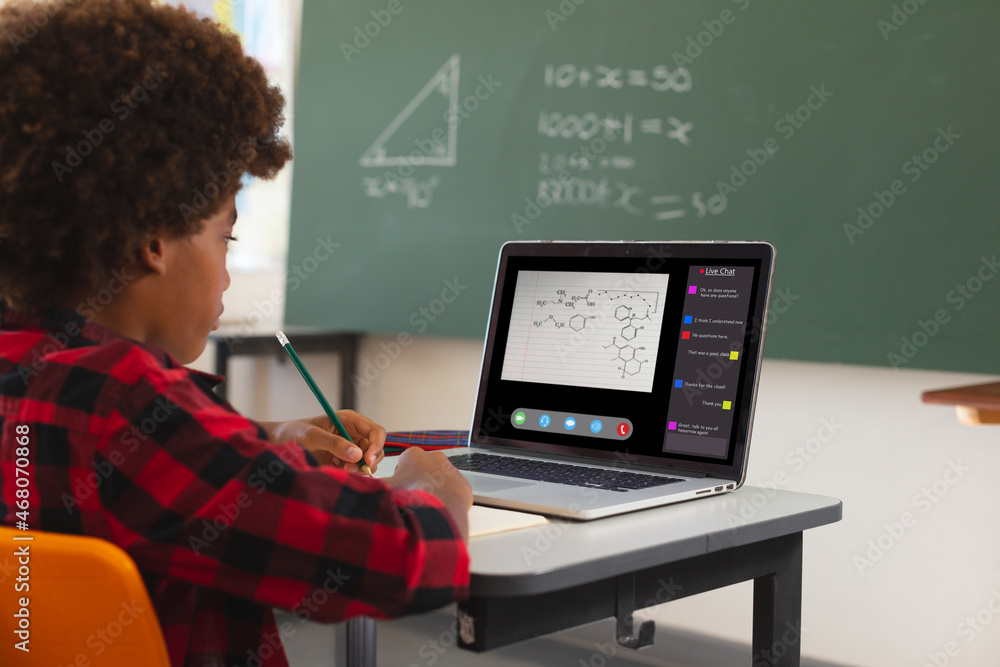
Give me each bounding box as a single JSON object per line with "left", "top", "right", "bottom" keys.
{"left": 151, "top": 195, "right": 235, "bottom": 363}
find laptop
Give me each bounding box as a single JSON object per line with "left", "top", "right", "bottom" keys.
{"left": 446, "top": 240, "right": 775, "bottom": 519}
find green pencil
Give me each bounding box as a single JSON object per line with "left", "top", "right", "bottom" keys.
{"left": 276, "top": 331, "right": 373, "bottom": 475}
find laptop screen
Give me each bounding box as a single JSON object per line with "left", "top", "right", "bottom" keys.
{"left": 470, "top": 241, "right": 775, "bottom": 478}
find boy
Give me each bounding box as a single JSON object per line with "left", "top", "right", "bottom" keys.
{"left": 0, "top": 1, "right": 473, "bottom": 665}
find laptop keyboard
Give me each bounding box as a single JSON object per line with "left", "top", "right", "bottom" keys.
{"left": 449, "top": 452, "right": 684, "bottom": 492}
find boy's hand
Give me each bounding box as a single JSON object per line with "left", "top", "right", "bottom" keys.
{"left": 384, "top": 448, "right": 472, "bottom": 540}
{"left": 259, "top": 410, "right": 387, "bottom": 473}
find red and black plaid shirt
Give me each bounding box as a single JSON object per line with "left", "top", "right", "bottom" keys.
{"left": 0, "top": 306, "right": 469, "bottom": 666}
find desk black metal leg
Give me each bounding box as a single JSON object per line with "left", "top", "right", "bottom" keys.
{"left": 339, "top": 336, "right": 358, "bottom": 411}
{"left": 752, "top": 533, "right": 803, "bottom": 667}
{"left": 615, "top": 572, "right": 655, "bottom": 649}
{"left": 214, "top": 342, "right": 231, "bottom": 401}
{"left": 459, "top": 533, "right": 810, "bottom": 660}
{"left": 336, "top": 618, "right": 375, "bottom": 667}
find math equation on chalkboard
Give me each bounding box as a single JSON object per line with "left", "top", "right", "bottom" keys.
{"left": 355, "top": 54, "right": 728, "bottom": 222}
{"left": 529, "top": 62, "right": 726, "bottom": 224}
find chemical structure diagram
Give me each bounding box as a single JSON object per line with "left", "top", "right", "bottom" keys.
{"left": 604, "top": 303, "right": 651, "bottom": 377}
{"left": 531, "top": 289, "right": 659, "bottom": 378}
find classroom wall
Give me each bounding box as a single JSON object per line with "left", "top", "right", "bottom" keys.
{"left": 195, "top": 278, "right": 1000, "bottom": 666}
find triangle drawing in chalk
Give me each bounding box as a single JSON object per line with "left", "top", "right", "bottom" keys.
{"left": 360, "top": 54, "right": 460, "bottom": 168}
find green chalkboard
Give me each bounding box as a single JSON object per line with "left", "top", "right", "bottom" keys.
{"left": 286, "top": 0, "right": 1000, "bottom": 373}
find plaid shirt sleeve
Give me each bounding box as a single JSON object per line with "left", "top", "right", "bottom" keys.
{"left": 78, "top": 340, "right": 470, "bottom": 623}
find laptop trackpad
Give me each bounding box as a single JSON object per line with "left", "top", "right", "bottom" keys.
{"left": 467, "top": 474, "right": 534, "bottom": 494}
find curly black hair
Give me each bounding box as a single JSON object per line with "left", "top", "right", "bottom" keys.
{"left": 0, "top": 0, "right": 292, "bottom": 310}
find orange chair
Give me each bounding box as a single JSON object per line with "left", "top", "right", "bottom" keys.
{"left": 0, "top": 525, "right": 171, "bottom": 666}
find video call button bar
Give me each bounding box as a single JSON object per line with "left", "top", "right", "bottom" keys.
{"left": 512, "top": 408, "right": 632, "bottom": 441}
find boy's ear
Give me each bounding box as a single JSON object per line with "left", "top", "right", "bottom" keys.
{"left": 136, "top": 236, "right": 169, "bottom": 276}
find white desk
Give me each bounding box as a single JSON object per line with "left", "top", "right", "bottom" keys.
{"left": 338, "top": 459, "right": 841, "bottom": 667}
